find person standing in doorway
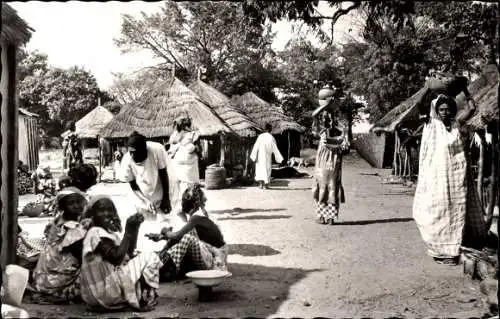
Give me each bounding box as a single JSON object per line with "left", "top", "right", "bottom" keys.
{"left": 250, "top": 123, "right": 284, "bottom": 189}
{"left": 121, "top": 131, "right": 172, "bottom": 221}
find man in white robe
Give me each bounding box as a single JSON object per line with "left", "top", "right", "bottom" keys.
{"left": 250, "top": 123, "right": 284, "bottom": 189}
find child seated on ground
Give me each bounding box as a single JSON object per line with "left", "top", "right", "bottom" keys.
{"left": 79, "top": 196, "right": 163, "bottom": 312}
{"left": 31, "top": 187, "right": 90, "bottom": 304}
{"left": 146, "top": 184, "right": 228, "bottom": 282}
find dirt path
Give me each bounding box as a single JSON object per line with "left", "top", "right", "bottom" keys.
{"left": 20, "top": 153, "right": 489, "bottom": 318}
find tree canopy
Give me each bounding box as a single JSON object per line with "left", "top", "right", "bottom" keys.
{"left": 18, "top": 50, "right": 113, "bottom": 142}
{"left": 114, "top": 0, "right": 279, "bottom": 97}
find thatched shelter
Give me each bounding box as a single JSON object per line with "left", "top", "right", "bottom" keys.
{"left": 231, "top": 92, "right": 306, "bottom": 160}
{"left": 101, "top": 77, "right": 233, "bottom": 171}
{"left": 189, "top": 79, "right": 262, "bottom": 138}
{"left": 1, "top": 2, "right": 33, "bottom": 267}
{"left": 101, "top": 77, "right": 232, "bottom": 139}
{"left": 367, "top": 65, "right": 499, "bottom": 215}
{"left": 188, "top": 79, "right": 262, "bottom": 176}
{"left": 76, "top": 104, "right": 114, "bottom": 140}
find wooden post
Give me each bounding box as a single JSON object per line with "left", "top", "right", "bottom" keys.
{"left": 97, "top": 135, "right": 102, "bottom": 183}
{"left": 1, "top": 43, "right": 20, "bottom": 268}
{"left": 287, "top": 131, "right": 291, "bottom": 161}
{"left": 477, "top": 132, "right": 485, "bottom": 207}
{"left": 219, "top": 134, "right": 225, "bottom": 167}
{"left": 496, "top": 2, "right": 500, "bottom": 309}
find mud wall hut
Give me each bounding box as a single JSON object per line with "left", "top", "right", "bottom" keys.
{"left": 188, "top": 79, "right": 262, "bottom": 177}
{"left": 18, "top": 108, "right": 39, "bottom": 170}
{"left": 231, "top": 92, "right": 306, "bottom": 161}
{"left": 1, "top": 2, "right": 33, "bottom": 267}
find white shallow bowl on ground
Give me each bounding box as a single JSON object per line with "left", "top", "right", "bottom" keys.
{"left": 185, "top": 270, "right": 232, "bottom": 287}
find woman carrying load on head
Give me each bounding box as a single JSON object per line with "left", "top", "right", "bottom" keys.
{"left": 312, "top": 85, "right": 350, "bottom": 225}
{"left": 413, "top": 93, "right": 487, "bottom": 266}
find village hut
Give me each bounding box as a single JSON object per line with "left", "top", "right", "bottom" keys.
{"left": 75, "top": 103, "right": 114, "bottom": 145}
{"left": 100, "top": 76, "right": 234, "bottom": 176}
{"left": 231, "top": 92, "right": 306, "bottom": 161}
{"left": 188, "top": 79, "right": 262, "bottom": 177}
{"left": 18, "top": 108, "right": 39, "bottom": 171}
{"left": 75, "top": 102, "right": 115, "bottom": 168}
{"left": 1, "top": 2, "right": 33, "bottom": 267}
{"left": 369, "top": 65, "right": 498, "bottom": 177}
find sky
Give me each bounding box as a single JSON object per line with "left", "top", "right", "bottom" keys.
{"left": 9, "top": 1, "right": 361, "bottom": 90}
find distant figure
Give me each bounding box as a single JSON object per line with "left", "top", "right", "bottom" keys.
{"left": 62, "top": 121, "right": 80, "bottom": 174}
{"left": 99, "top": 137, "right": 112, "bottom": 167}
{"left": 112, "top": 148, "right": 124, "bottom": 181}
{"left": 250, "top": 123, "right": 284, "bottom": 189}
{"left": 167, "top": 115, "right": 201, "bottom": 212}
{"left": 122, "top": 131, "right": 171, "bottom": 221}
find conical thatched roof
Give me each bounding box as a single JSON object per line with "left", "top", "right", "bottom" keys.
{"left": 231, "top": 92, "right": 306, "bottom": 134}
{"left": 188, "top": 80, "right": 262, "bottom": 137}
{"left": 371, "top": 64, "right": 499, "bottom": 134}
{"left": 101, "top": 77, "right": 233, "bottom": 139}
{"left": 75, "top": 105, "right": 114, "bottom": 138}
{"left": 2, "top": 3, "right": 33, "bottom": 44}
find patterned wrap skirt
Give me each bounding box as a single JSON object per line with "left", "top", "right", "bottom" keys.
{"left": 312, "top": 143, "right": 344, "bottom": 221}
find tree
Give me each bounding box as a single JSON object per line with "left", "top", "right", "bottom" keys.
{"left": 114, "top": 0, "right": 280, "bottom": 100}
{"left": 18, "top": 50, "right": 111, "bottom": 142}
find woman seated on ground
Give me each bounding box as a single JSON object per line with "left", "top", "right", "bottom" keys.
{"left": 79, "top": 196, "right": 163, "bottom": 312}
{"left": 31, "top": 187, "right": 90, "bottom": 304}
{"left": 146, "top": 184, "right": 228, "bottom": 281}
{"left": 17, "top": 164, "right": 98, "bottom": 280}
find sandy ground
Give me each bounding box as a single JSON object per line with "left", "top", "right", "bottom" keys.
{"left": 18, "top": 153, "right": 491, "bottom": 318}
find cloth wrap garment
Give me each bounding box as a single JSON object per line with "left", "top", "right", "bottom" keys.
{"left": 412, "top": 96, "right": 486, "bottom": 258}
{"left": 312, "top": 108, "right": 350, "bottom": 223}
{"left": 250, "top": 132, "right": 284, "bottom": 184}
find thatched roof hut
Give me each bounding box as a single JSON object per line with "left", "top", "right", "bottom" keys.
{"left": 76, "top": 105, "right": 114, "bottom": 139}
{"left": 188, "top": 80, "right": 262, "bottom": 137}
{"left": 231, "top": 92, "right": 306, "bottom": 134}
{"left": 371, "top": 64, "right": 499, "bottom": 134}
{"left": 101, "top": 77, "right": 233, "bottom": 139}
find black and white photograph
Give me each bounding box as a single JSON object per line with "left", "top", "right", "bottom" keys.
{"left": 1, "top": 0, "right": 499, "bottom": 317}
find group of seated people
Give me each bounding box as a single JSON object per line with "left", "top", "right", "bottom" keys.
{"left": 16, "top": 163, "right": 228, "bottom": 312}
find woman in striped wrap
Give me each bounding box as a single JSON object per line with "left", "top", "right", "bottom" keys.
{"left": 311, "top": 89, "right": 350, "bottom": 225}
{"left": 79, "top": 196, "right": 163, "bottom": 311}
{"left": 413, "top": 94, "right": 487, "bottom": 266}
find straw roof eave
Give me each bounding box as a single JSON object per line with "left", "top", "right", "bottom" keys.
{"left": 1, "top": 4, "right": 33, "bottom": 44}
{"left": 188, "top": 80, "right": 263, "bottom": 138}
{"left": 231, "top": 92, "right": 306, "bottom": 135}
{"left": 371, "top": 64, "right": 499, "bottom": 134}
{"left": 75, "top": 105, "right": 115, "bottom": 139}
{"left": 100, "top": 77, "right": 234, "bottom": 139}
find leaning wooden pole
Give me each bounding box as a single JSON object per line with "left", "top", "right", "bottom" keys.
{"left": 496, "top": 2, "right": 500, "bottom": 309}
{"left": 97, "top": 135, "right": 102, "bottom": 183}
{"left": 477, "top": 133, "right": 485, "bottom": 207}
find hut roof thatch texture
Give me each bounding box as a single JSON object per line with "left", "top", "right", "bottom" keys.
{"left": 101, "top": 77, "right": 233, "bottom": 139}
{"left": 188, "top": 80, "right": 262, "bottom": 137}
{"left": 75, "top": 105, "right": 114, "bottom": 138}
{"left": 371, "top": 64, "right": 499, "bottom": 134}
{"left": 231, "top": 92, "right": 306, "bottom": 134}
{"left": 1, "top": 3, "right": 33, "bottom": 44}
{"left": 370, "top": 87, "right": 431, "bottom": 134}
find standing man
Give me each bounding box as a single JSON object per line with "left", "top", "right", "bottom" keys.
{"left": 250, "top": 123, "right": 284, "bottom": 189}
{"left": 122, "top": 131, "right": 171, "bottom": 221}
